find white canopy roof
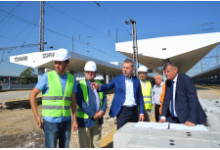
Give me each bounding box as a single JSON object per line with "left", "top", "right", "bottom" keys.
{"left": 10, "top": 49, "right": 122, "bottom": 76}
{"left": 116, "top": 32, "right": 220, "bottom": 73}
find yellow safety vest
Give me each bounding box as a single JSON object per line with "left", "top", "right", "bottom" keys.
{"left": 77, "top": 80, "right": 104, "bottom": 119}
{"left": 141, "top": 81, "right": 152, "bottom": 110}
{"left": 42, "top": 70, "right": 74, "bottom": 117}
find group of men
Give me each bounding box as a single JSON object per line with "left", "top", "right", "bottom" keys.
{"left": 30, "top": 49, "right": 207, "bottom": 148}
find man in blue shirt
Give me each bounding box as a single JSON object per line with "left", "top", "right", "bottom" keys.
{"left": 29, "top": 49, "right": 78, "bottom": 148}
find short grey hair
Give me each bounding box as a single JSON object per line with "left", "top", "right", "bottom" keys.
{"left": 123, "top": 59, "right": 134, "bottom": 67}
{"left": 154, "top": 74, "right": 162, "bottom": 79}
{"left": 163, "top": 62, "right": 178, "bottom": 70}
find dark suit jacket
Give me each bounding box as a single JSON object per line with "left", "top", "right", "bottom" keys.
{"left": 162, "top": 73, "right": 207, "bottom": 124}
{"left": 76, "top": 79, "right": 107, "bottom": 128}
{"left": 100, "top": 74, "right": 144, "bottom": 118}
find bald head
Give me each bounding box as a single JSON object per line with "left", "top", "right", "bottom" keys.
{"left": 154, "top": 74, "right": 162, "bottom": 86}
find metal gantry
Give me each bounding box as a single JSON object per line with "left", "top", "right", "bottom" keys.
{"left": 125, "top": 17, "right": 139, "bottom": 76}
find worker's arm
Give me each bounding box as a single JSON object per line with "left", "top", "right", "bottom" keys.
{"left": 29, "top": 87, "right": 42, "bottom": 129}
{"left": 70, "top": 93, "right": 78, "bottom": 131}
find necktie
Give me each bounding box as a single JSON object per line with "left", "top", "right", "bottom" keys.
{"left": 170, "top": 81, "right": 175, "bottom": 117}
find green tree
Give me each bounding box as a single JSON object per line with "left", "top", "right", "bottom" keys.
{"left": 19, "top": 67, "right": 36, "bottom": 84}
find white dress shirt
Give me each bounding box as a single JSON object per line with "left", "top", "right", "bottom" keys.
{"left": 160, "top": 74, "right": 178, "bottom": 120}
{"left": 123, "top": 77, "right": 136, "bottom": 107}
{"left": 170, "top": 75, "right": 178, "bottom": 117}
{"left": 152, "top": 82, "right": 164, "bottom": 105}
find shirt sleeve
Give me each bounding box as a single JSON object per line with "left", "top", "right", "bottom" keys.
{"left": 35, "top": 73, "right": 48, "bottom": 94}
{"left": 72, "top": 77, "right": 77, "bottom": 93}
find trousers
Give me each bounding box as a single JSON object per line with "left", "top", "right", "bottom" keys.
{"left": 43, "top": 119, "right": 71, "bottom": 148}
{"left": 117, "top": 106, "right": 138, "bottom": 129}
{"left": 78, "top": 120, "right": 102, "bottom": 148}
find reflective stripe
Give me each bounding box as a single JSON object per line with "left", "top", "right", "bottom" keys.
{"left": 140, "top": 80, "right": 152, "bottom": 110}
{"left": 42, "top": 105, "right": 70, "bottom": 110}
{"left": 143, "top": 96, "right": 151, "bottom": 98}
{"left": 42, "top": 96, "right": 71, "bottom": 101}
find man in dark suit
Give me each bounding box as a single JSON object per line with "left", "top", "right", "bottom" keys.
{"left": 92, "top": 59, "right": 144, "bottom": 129}
{"left": 159, "top": 62, "right": 207, "bottom": 126}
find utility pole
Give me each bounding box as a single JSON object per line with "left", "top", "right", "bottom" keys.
{"left": 40, "top": 1, "right": 44, "bottom": 52}
{"left": 125, "top": 17, "right": 139, "bottom": 76}
{"left": 38, "top": 1, "right": 45, "bottom": 79}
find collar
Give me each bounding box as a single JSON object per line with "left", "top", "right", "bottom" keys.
{"left": 173, "top": 74, "right": 178, "bottom": 83}
{"left": 125, "top": 76, "right": 133, "bottom": 81}
{"left": 156, "top": 82, "right": 163, "bottom": 87}
{"left": 140, "top": 80, "right": 147, "bottom": 84}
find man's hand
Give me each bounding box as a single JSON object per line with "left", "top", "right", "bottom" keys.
{"left": 93, "top": 112, "right": 100, "bottom": 120}
{"left": 35, "top": 116, "right": 43, "bottom": 129}
{"left": 184, "top": 121, "right": 195, "bottom": 126}
{"left": 93, "top": 111, "right": 104, "bottom": 120}
{"left": 72, "top": 121, "right": 78, "bottom": 132}
{"left": 91, "top": 82, "right": 100, "bottom": 90}
{"left": 139, "top": 114, "right": 144, "bottom": 121}
{"left": 97, "top": 110, "right": 104, "bottom": 118}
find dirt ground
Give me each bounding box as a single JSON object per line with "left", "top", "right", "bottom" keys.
{"left": 0, "top": 94, "right": 116, "bottom": 148}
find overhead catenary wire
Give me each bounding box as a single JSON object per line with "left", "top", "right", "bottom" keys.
{"left": 2, "top": 16, "right": 39, "bottom": 48}
{"left": 0, "top": 1, "right": 23, "bottom": 30}
{"left": 94, "top": 1, "right": 131, "bottom": 36}
{"left": 0, "top": 35, "right": 32, "bottom": 45}
{"left": 46, "top": 3, "right": 115, "bottom": 42}
{"left": 0, "top": 8, "right": 122, "bottom": 60}
{"left": 116, "top": 1, "right": 130, "bottom": 19}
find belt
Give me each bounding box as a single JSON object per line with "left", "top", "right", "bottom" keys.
{"left": 122, "top": 106, "right": 137, "bottom": 110}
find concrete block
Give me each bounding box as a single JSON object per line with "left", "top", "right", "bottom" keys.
{"left": 114, "top": 122, "right": 220, "bottom": 148}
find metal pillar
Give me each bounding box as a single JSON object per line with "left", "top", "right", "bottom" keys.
{"left": 131, "top": 19, "right": 139, "bottom": 76}
{"left": 125, "top": 18, "right": 139, "bottom": 76}
{"left": 38, "top": 1, "right": 45, "bottom": 80}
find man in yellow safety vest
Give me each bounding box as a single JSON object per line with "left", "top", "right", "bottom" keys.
{"left": 29, "top": 48, "right": 78, "bottom": 148}
{"left": 138, "top": 66, "right": 152, "bottom": 121}
{"left": 76, "top": 61, "right": 107, "bottom": 148}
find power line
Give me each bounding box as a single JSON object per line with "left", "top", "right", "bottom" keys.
{"left": 0, "top": 35, "right": 32, "bottom": 45}
{"left": 46, "top": 3, "right": 114, "bottom": 41}
{"left": 0, "top": 43, "right": 41, "bottom": 51}
{"left": 0, "top": 7, "right": 121, "bottom": 60}
{"left": 116, "top": 2, "right": 130, "bottom": 19}
{"left": 2, "top": 16, "right": 39, "bottom": 48}
{"left": 94, "top": 1, "right": 131, "bottom": 36}
{"left": 0, "top": 1, "right": 23, "bottom": 30}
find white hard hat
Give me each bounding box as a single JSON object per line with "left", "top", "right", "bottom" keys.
{"left": 84, "top": 61, "right": 97, "bottom": 72}
{"left": 55, "top": 48, "right": 71, "bottom": 61}
{"left": 138, "top": 66, "right": 148, "bottom": 72}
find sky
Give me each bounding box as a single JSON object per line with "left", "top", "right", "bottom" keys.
{"left": 0, "top": 1, "right": 220, "bottom": 77}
